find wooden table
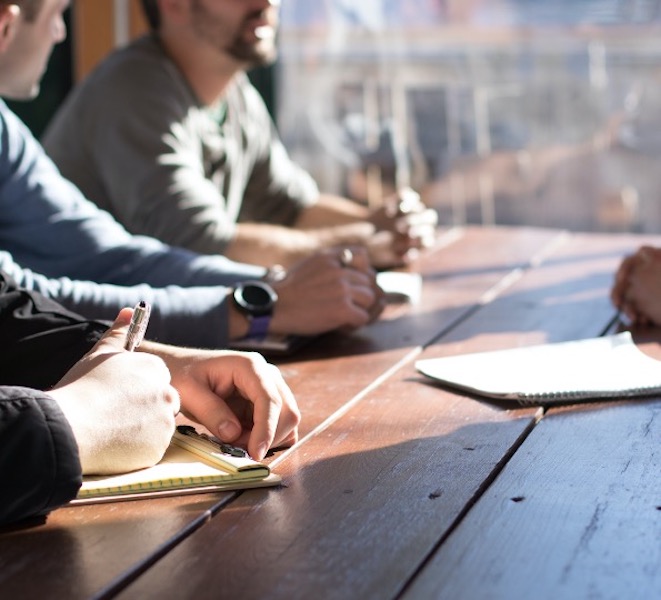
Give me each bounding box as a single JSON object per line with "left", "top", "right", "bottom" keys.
{"left": 1, "top": 226, "right": 659, "bottom": 600}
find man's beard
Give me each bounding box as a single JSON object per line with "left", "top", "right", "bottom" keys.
{"left": 190, "top": 0, "right": 278, "bottom": 68}
{"left": 226, "top": 36, "right": 277, "bottom": 68}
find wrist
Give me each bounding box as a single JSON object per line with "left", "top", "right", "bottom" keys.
{"left": 228, "top": 302, "right": 251, "bottom": 339}
{"left": 232, "top": 280, "right": 278, "bottom": 339}
{"left": 246, "top": 314, "right": 271, "bottom": 338}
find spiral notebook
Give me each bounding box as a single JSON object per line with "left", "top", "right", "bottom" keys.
{"left": 415, "top": 332, "right": 661, "bottom": 405}
{"left": 71, "top": 425, "right": 281, "bottom": 504}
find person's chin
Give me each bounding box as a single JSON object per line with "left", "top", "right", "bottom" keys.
{"left": 230, "top": 44, "right": 277, "bottom": 68}
{"left": 26, "top": 83, "right": 40, "bottom": 99}
{"left": 3, "top": 83, "right": 40, "bottom": 102}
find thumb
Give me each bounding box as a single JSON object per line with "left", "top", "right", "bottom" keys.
{"left": 94, "top": 307, "right": 135, "bottom": 353}
{"left": 53, "top": 307, "right": 136, "bottom": 389}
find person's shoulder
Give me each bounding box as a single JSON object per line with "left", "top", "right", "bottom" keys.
{"left": 0, "top": 99, "right": 35, "bottom": 150}
{"left": 55, "top": 35, "right": 192, "bottom": 127}
{"left": 0, "top": 98, "right": 21, "bottom": 128}
{"left": 107, "top": 35, "right": 169, "bottom": 69}
{"left": 82, "top": 35, "right": 179, "bottom": 94}
{"left": 0, "top": 98, "right": 12, "bottom": 130}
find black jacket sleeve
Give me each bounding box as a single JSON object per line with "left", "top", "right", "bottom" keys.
{"left": 0, "top": 271, "right": 109, "bottom": 389}
{"left": 0, "top": 271, "right": 108, "bottom": 524}
{"left": 0, "top": 386, "right": 82, "bottom": 526}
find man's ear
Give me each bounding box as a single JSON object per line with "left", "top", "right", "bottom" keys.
{"left": 0, "top": 4, "right": 20, "bottom": 53}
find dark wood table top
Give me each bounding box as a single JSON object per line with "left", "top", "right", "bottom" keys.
{"left": 2, "top": 225, "right": 659, "bottom": 600}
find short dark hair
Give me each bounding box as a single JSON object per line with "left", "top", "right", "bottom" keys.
{"left": 140, "top": 0, "right": 160, "bottom": 31}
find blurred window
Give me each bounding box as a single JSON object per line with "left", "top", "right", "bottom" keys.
{"left": 277, "top": 0, "right": 661, "bottom": 232}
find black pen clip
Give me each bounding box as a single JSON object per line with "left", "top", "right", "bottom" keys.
{"left": 176, "top": 425, "right": 248, "bottom": 458}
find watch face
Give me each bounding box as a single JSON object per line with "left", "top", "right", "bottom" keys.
{"left": 234, "top": 281, "right": 277, "bottom": 316}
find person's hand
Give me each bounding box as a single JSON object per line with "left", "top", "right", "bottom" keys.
{"left": 611, "top": 252, "right": 637, "bottom": 311}
{"left": 611, "top": 245, "right": 661, "bottom": 326}
{"left": 269, "top": 247, "right": 386, "bottom": 335}
{"left": 368, "top": 187, "right": 438, "bottom": 268}
{"left": 142, "top": 345, "right": 301, "bottom": 461}
{"left": 49, "top": 308, "right": 180, "bottom": 475}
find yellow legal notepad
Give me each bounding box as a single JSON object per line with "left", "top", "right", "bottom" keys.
{"left": 71, "top": 425, "right": 281, "bottom": 504}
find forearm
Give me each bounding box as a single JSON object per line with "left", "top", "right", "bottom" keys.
{"left": 293, "top": 194, "right": 370, "bottom": 228}
{"left": 226, "top": 220, "right": 376, "bottom": 268}
{"left": 4, "top": 262, "right": 234, "bottom": 349}
{"left": 224, "top": 223, "right": 320, "bottom": 267}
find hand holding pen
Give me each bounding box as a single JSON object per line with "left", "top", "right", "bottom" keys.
{"left": 124, "top": 301, "right": 151, "bottom": 351}
{"left": 50, "top": 304, "right": 179, "bottom": 474}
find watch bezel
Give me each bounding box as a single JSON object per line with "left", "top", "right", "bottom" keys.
{"left": 233, "top": 280, "right": 278, "bottom": 317}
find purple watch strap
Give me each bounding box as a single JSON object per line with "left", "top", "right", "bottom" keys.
{"left": 247, "top": 315, "right": 271, "bottom": 339}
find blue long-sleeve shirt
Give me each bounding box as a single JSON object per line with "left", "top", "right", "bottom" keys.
{"left": 0, "top": 100, "right": 265, "bottom": 347}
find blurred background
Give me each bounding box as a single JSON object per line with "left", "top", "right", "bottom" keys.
{"left": 17, "top": 0, "right": 661, "bottom": 234}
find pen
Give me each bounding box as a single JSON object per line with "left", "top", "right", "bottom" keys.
{"left": 124, "top": 301, "right": 151, "bottom": 351}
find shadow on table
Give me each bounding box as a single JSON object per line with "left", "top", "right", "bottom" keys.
{"left": 279, "top": 269, "right": 619, "bottom": 363}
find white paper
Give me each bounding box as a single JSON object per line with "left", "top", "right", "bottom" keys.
{"left": 415, "top": 332, "right": 661, "bottom": 403}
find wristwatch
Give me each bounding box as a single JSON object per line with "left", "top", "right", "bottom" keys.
{"left": 233, "top": 280, "right": 278, "bottom": 338}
